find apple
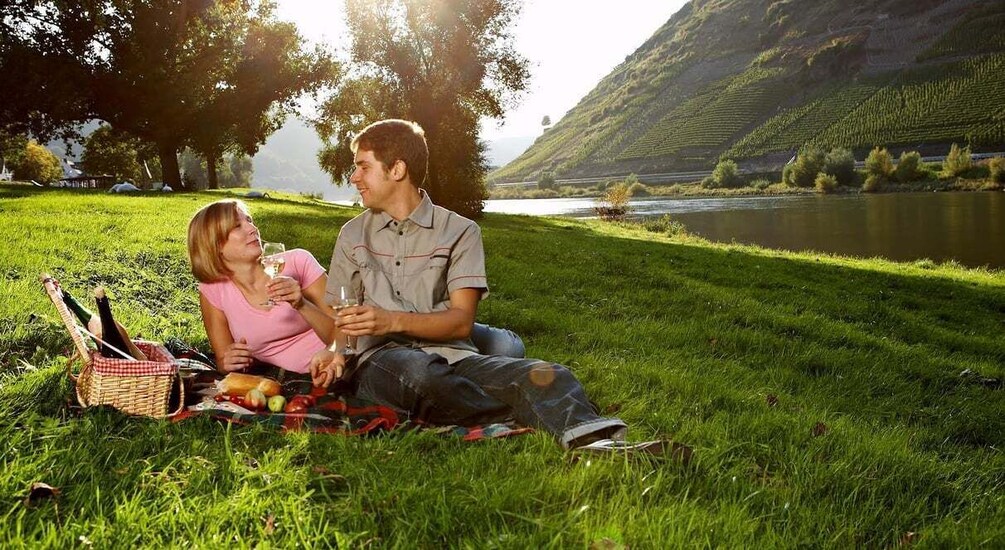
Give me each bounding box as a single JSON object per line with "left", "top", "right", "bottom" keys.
{"left": 246, "top": 388, "right": 267, "bottom": 410}
{"left": 267, "top": 395, "right": 287, "bottom": 413}
{"left": 284, "top": 400, "right": 308, "bottom": 414}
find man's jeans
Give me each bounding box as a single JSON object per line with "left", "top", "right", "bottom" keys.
{"left": 352, "top": 347, "right": 626, "bottom": 448}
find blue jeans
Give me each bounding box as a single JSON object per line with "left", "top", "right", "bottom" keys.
{"left": 470, "top": 323, "right": 525, "bottom": 358}
{"left": 352, "top": 347, "right": 626, "bottom": 448}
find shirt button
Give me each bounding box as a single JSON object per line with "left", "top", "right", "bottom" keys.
{"left": 396, "top": 291, "right": 401, "bottom": 295}
{"left": 395, "top": 261, "right": 401, "bottom": 266}
{"left": 398, "top": 231, "right": 403, "bottom": 236}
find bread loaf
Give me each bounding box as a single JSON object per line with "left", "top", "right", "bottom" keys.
{"left": 219, "top": 373, "right": 282, "bottom": 397}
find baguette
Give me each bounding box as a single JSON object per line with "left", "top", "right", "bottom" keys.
{"left": 219, "top": 372, "right": 282, "bottom": 397}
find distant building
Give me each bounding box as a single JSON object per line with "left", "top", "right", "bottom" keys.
{"left": 0, "top": 160, "right": 12, "bottom": 182}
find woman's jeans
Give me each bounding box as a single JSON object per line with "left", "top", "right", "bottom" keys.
{"left": 351, "top": 347, "right": 625, "bottom": 448}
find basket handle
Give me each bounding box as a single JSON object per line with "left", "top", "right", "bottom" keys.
{"left": 41, "top": 274, "right": 93, "bottom": 365}
{"left": 165, "top": 374, "right": 186, "bottom": 418}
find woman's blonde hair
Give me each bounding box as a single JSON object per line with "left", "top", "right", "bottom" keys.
{"left": 187, "top": 199, "right": 250, "bottom": 283}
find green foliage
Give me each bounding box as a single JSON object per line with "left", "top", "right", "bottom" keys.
{"left": 783, "top": 148, "right": 825, "bottom": 188}
{"left": 639, "top": 214, "right": 688, "bottom": 236}
{"left": 179, "top": 149, "right": 253, "bottom": 189}
{"left": 628, "top": 181, "right": 650, "bottom": 196}
{"left": 81, "top": 125, "right": 143, "bottom": 182}
{"left": 941, "top": 143, "right": 973, "bottom": 178}
{"left": 17, "top": 141, "right": 62, "bottom": 184}
{"left": 537, "top": 171, "right": 556, "bottom": 190}
{"left": 750, "top": 178, "right": 772, "bottom": 190}
{"left": 1, "top": 1, "right": 334, "bottom": 189}
{"left": 989, "top": 156, "right": 1005, "bottom": 184}
{"left": 894, "top": 151, "right": 925, "bottom": 183}
{"left": 708, "top": 159, "right": 743, "bottom": 188}
{"left": 823, "top": 147, "right": 856, "bottom": 186}
{"left": 865, "top": 147, "right": 894, "bottom": 178}
{"left": 814, "top": 172, "right": 837, "bottom": 193}
{"left": 862, "top": 174, "right": 885, "bottom": 192}
{"left": 315, "top": 0, "right": 529, "bottom": 218}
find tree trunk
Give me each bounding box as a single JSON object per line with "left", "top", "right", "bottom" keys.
{"left": 207, "top": 155, "right": 218, "bottom": 190}
{"left": 158, "top": 142, "right": 181, "bottom": 189}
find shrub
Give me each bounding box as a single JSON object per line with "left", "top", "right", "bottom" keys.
{"left": 537, "top": 171, "right": 556, "bottom": 190}
{"left": 989, "top": 157, "right": 1005, "bottom": 183}
{"left": 862, "top": 174, "right": 884, "bottom": 192}
{"left": 815, "top": 172, "right": 838, "bottom": 193}
{"left": 709, "top": 159, "right": 743, "bottom": 188}
{"left": 595, "top": 182, "right": 631, "bottom": 221}
{"left": 823, "top": 147, "right": 856, "bottom": 186}
{"left": 624, "top": 173, "right": 639, "bottom": 186}
{"left": 17, "top": 141, "right": 62, "bottom": 184}
{"left": 628, "top": 181, "right": 649, "bottom": 196}
{"left": 783, "top": 148, "right": 825, "bottom": 188}
{"left": 864, "top": 146, "right": 894, "bottom": 178}
{"left": 894, "top": 151, "right": 925, "bottom": 183}
{"left": 941, "top": 143, "right": 973, "bottom": 178}
{"left": 641, "top": 214, "right": 687, "bottom": 237}
{"left": 750, "top": 178, "right": 772, "bottom": 190}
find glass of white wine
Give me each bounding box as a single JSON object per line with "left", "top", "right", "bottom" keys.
{"left": 260, "top": 242, "right": 286, "bottom": 306}
{"left": 332, "top": 285, "right": 359, "bottom": 355}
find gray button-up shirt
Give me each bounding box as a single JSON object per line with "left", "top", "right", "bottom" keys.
{"left": 326, "top": 190, "right": 489, "bottom": 364}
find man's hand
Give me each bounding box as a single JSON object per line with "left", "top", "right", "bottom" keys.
{"left": 267, "top": 276, "right": 304, "bottom": 309}
{"left": 309, "top": 349, "right": 347, "bottom": 388}
{"left": 220, "top": 338, "right": 253, "bottom": 372}
{"left": 335, "top": 304, "right": 397, "bottom": 337}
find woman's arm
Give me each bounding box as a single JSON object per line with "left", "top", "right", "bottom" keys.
{"left": 200, "top": 293, "right": 253, "bottom": 373}
{"left": 267, "top": 273, "right": 336, "bottom": 342}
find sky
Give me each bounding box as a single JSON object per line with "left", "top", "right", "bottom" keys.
{"left": 273, "top": 1, "right": 689, "bottom": 141}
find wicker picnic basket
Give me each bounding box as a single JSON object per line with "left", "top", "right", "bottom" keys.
{"left": 42, "top": 275, "right": 184, "bottom": 418}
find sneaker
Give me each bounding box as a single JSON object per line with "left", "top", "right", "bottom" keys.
{"left": 572, "top": 438, "right": 666, "bottom": 456}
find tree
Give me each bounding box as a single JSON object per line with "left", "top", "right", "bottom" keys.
{"left": 783, "top": 148, "right": 825, "bottom": 188}
{"left": 707, "top": 159, "right": 742, "bottom": 188}
{"left": 865, "top": 146, "right": 894, "bottom": 179}
{"left": 823, "top": 147, "right": 856, "bottom": 186}
{"left": 1, "top": 1, "right": 334, "bottom": 189}
{"left": 315, "top": 0, "right": 530, "bottom": 218}
{"left": 941, "top": 143, "right": 972, "bottom": 178}
{"left": 17, "top": 141, "right": 63, "bottom": 184}
{"left": 81, "top": 125, "right": 142, "bottom": 182}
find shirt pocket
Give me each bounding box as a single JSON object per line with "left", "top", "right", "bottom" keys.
{"left": 411, "top": 253, "right": 450, "bottom": 304}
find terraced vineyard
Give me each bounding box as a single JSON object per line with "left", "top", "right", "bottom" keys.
{"left": 727, "top": 82, "right": 884, "bottom": 159}
{"left": 618, "top": 68, "right": 786, "bottom": 163}
{"left": 809, "top": 53, "right": 1005, "bottom": 150}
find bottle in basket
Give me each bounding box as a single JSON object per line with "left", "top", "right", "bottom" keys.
{"left": 61, "top": 288, "right": 103, "bottom": 343}
{"left": 93, "top": 287, "right": 147, "bottom": 360}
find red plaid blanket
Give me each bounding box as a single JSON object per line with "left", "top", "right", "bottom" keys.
{"left": 174, "top": 376, "right": 533, "bottom": 440}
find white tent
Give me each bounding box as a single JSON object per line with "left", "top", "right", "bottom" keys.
{"left": 0, "top": 160, "right": 12, "bottom": 182}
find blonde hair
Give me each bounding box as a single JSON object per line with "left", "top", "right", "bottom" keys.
{"left": 187, "top": 199, "right": 250, "bottom": 283}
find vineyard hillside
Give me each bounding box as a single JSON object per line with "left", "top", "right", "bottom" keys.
{"left": 493, "top": 0, "right": 1005, "bottom": 182}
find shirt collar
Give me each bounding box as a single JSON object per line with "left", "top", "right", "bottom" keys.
{"left": 375, "top": 189, "right": 434, "bottom": 231}
{"left": 408, "top": 189, "right": 434, "bottom": 229}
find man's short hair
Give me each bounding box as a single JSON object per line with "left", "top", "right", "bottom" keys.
{"left": 351, "top": 119, "right": 428, "bottom": 186}
{"left": 187, "top": 199, "right": 249, "bottom": 283}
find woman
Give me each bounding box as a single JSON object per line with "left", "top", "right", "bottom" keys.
{"left": 186, "top": 199, "right": 523, "bottom": 379}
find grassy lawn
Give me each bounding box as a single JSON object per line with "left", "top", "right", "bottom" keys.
{"left": 1, "top": 184, "right": 1004, "bottom": 547}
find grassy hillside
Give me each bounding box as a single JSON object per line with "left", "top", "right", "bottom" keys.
{"left": 2, "top": 186, "right": 1004, "bottom": 546}
{"left": 494, "top": 0, "right": 1005, "bottom": 182}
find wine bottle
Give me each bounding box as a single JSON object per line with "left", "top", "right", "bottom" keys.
{"left": 93, "top": 287, "right": 145, "bottom": 360}
{"left": 61, "top": 288, "right": 103, "bottom": 340}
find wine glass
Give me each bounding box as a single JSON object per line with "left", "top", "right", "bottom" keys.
{"left": 331, "top": 285, "right": 359, "bottom": 355}
{"left": 260, "top": 242, "right": 285, "bottom": 306}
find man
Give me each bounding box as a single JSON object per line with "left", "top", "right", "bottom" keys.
{"left": 310, "top": 119, "right": 664, "bottom": 454}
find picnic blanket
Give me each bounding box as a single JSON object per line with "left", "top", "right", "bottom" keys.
{"left": 173, "top": 373, "right": 533, "bottom": 441}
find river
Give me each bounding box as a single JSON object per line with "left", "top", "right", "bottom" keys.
{"left": 483, "top": 192, "right": 1005, "bottom": 269}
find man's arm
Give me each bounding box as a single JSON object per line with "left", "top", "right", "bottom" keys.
{"left": 334, "top": 287, "right": 480, "bottom": 342}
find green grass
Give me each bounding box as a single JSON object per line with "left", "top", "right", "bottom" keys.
{"left": 2, "top": 185, "right": 1005, "bottom": 547}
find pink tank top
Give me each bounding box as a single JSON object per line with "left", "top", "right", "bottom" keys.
{"left": 199, "top": 249, "right": 326, "bottom": 373}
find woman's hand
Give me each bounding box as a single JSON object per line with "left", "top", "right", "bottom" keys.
{"left": 220, "top": 338, "right": 253, "bottom": 372}
{"left": 309, "top": 349, "right": 347, "bottom": 388}
{"left": 267, "top": 276, "right": 304, "bottom": 309}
